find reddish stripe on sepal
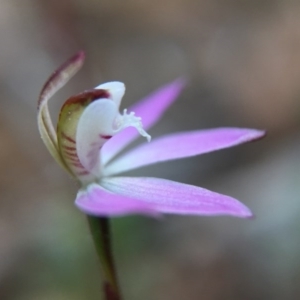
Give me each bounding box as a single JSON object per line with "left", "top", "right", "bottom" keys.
{"left": 38, "top": 51, "right": 85, "bottom": 109}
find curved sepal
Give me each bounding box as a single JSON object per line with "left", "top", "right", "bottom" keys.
{"left": 37, "top": 51, "right": 85, "bottom": 174}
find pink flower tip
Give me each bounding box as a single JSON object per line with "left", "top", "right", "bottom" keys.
{"left": 245, "top": 129, "right": 266, "bottom": 143}
{"left": 74, "top": 50, "right": 86, "bottom": 61}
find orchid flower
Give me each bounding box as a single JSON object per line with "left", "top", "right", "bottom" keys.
{"left": 38, "top": 52, "right": 265, "bottom": 219}
{"left": 38, "top": 52, "right": 265, "bottom": 300}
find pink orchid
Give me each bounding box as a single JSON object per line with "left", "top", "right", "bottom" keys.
{"left": 38, "top": 52, "right": 265, "bottom": 219}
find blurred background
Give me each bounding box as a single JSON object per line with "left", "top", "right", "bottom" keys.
{"left": 1, "top": 0, "right": 300, "bottom": 299}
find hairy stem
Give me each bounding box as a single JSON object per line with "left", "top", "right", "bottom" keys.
{"left": 88, "top": 216, "right": 122, "bottom": 300}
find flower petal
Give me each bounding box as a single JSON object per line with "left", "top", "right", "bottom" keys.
{"left": 75, "top": 183, "right": 158, "bottom": 216}
{"left": 101, "top": 177, "right": 253, "bottom": 218}
{"left": 95, "top": 82, "right": 125, "bottom": 108}
{"left": 102, "top": 78, "right": 185, "bottom": 164}
{"left": 76, "top": 99, "right": 118, "bottom": 176}
{"left": 104, "top": 128, "right": 266, "bottom": 176}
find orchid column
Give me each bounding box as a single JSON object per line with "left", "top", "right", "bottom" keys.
{"left": 37, "top": 52, "right": 265, "bottom": 300}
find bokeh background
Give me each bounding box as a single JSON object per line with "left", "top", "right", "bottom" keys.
{"left": 1, "top": 0, "right": 300, "bottom": 299}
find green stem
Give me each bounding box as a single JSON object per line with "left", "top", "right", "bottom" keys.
{"left": 88, "top": 216, "right": 122, "bottom": 300}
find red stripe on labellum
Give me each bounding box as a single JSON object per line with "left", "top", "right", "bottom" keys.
{"left": 61, "top": 132, "right": 76, "bottom": 144}
{"left": 66, "top": 157, "right": 81, "bottom": 163}
{"left": 72, "top": 162, "right": 85, "bottom": 169}
{"left": 62, "top": 89, "right": 111, "bottom": 108}
{"left": 100, "top": 135, "right": 112, "bottom": 140}
{"left": 64, "top": 151, "right": 78, "bottom": 158}
{"left": 62, "top": 145, "right": 77, "bottom": 151}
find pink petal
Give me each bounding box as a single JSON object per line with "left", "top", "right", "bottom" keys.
{"left": 75, "top": 183, "right": 158, "bottom": 217}
{"left": 104, "top": 128, "right": 266, "bottom": 176}
{"left": 102, "top": 78, "right": 185, "bottom": 164}
{"left": 101, "top": 177, "right": 253, "bottom": 218}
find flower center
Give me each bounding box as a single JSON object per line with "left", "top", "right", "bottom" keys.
{"left": 114, "top": 109, "right": 151, "bottom": 141}
{"left": 57, "top": 87, "right": 151, "bottom": 185}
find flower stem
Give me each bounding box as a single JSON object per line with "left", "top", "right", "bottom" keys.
{"left": 87, "top": 216, "right": 122, "bottom": 300}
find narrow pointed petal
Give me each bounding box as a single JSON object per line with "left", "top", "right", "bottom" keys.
{"left": 104, "top": 128, "right": 266, "bottom": 176}
{"left": 75, "top": 183, "right": 158, "bottom": 216}
{"left": 101, "top": 177, "right": 253, "bottom": 218}
{"left": 76, "top": 100, "right": 118, "bottom": 176}
{"left": 102, "top": 78, "right": 186, "bottom": 164}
